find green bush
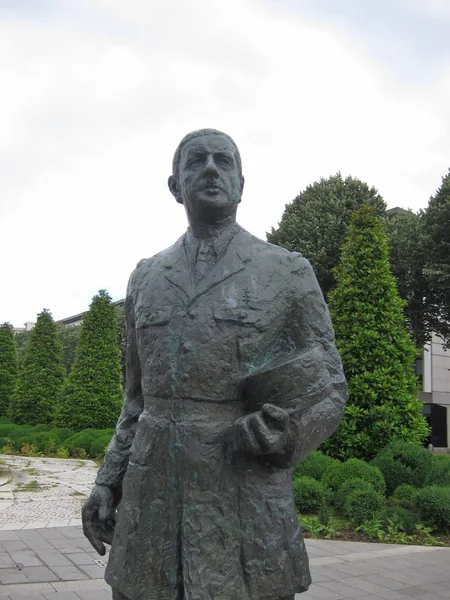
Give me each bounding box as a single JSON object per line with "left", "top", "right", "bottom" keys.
{"left": 33, "top": 424, "right": 54, "bottom": 432}
{"left": 63, "top": 429, "right": 114, "bottom": 455}
{"left": 372, "top": 441, "right": 432, "bottom": 495}
{"left": 90, "top": 435, "right": 112, "bottom": 459}
{"left": 425, "top": 455, "right": 450, "bottom": 487}
{"left": 390, "top": 484, "right": 418, "bottom": 512}
{"left": 414, "top": 486, "right": 450, "bottom": 533}
{"left": 380, "top": 506, "right": 417, "bottom": 535}
{"left": 293, "top": 451, "right": 339, "bottom": 481}
{"left": 334, "top": 478, "right": 374, "bottom": 514}
{"left": 322, "top": 458, "right": 386, "bottom": 495}
{"left": 0, "top": 422, "right": 113, "bottom": 459}
{"left": 343, "top": 486, "right": 385, "bottom": 525}
{"left": 293, "top": 476, "right": 331, "bottom": 514}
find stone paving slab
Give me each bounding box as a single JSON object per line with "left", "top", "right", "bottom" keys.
{"left": 0, "top": 529, "right": 449, "bottom": 599}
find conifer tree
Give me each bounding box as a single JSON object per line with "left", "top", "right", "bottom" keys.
{"left": 0, "top": 323, "right": 19, "bottom": 417}
{"left": 423, "top": 169, "right": 450, "bottom": 346}
{"left": 323, "top": 206, "right": 429, "bottom": 460}
{"left": 56, "top": 290, "right": 123, "bottom": 430}
{"left": 10, "top": 310, "right": 65, "bottom": 425}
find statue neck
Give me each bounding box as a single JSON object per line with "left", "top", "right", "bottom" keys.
{"left": 187, "top": 214, "right": 237, "bottom": 241}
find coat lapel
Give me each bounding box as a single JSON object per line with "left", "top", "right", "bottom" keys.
{"left": 162, "top": 235, "right": 192, "bottom": 299}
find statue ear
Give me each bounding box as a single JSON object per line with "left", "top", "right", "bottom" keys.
{"left": 240, "top": 176, "right": 245, "bottom": 195}
{"left": 168, "top": 175, "right": 183, "bottom": 204}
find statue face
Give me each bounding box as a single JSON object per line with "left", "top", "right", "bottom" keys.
{"left": 172, "top": 134, "right": 244, "bottom": 220}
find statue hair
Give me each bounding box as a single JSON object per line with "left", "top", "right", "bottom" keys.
{"left": 172, "top": 129, "right": 242, "bottom": 178}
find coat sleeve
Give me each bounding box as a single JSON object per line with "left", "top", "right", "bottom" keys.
{"left": 263, "top": 255, "right": 348, "bottom": 469}
{"left": 95, "top": 264, "right": 144, "bottom": 495}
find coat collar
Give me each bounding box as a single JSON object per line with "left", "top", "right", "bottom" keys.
{"left": 163, "top": 224, "right": 252, "bottom": 301}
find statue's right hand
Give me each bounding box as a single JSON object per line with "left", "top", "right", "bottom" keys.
{"left": 82, "top": 484, "right": 117, "bottom": 556}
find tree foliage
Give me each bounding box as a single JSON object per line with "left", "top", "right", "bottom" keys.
{"left": 55, "top": 323, "right": 81, "bottom": 375}
{"left": 423, "top": 169, "right": 450, "bottom": 346}
{"left": 267, "top": 173, "right": 386, "bottom": 297}
{"left": 10, "top": 310, "right": 65, "bottom": 425}
{"left": 0, "top": 324, "right": 19, "bottom": 417}
{"left": 55, "top": 290, "right": 123, "bottom": 431}
{"left": 14, "top": 330, "right": 31, "bottom": 365}
{"left": 384, "top": 210, "right": 432, "bottom": 347}
{"left": 322, "top": 206, "right": 429, "bottom": 460}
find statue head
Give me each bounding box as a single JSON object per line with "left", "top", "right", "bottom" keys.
{"left": 168, "top": 129, "right": 244, "bottom": 224}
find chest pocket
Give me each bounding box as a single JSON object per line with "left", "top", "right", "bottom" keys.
{"left": 135, "top": 306, "right": 171, "bottom": 329}
{"left": 213, "top": 303, "right": 264, "bottom": 328}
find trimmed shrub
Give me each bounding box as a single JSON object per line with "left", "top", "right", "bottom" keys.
{"left": 323, "top": 207, "right": 429, "bottom": 461}
{"left": 425, "top": 455, "right": 450, "bottom": 487}
{"left": 335, "top": 478, "right": 374, "bottom": 514}
{"left": 0, "top": 324, "right": 18, "bottom": 417}
{"left": 63, "top": 429, "right": 114, "bottom": 456}
{"left": 293, "top": 451, "right": 339, "bottom": 481}
{"left": 322, "top": 458, "right": 386, "bottom": 495}
{"left": 90, "top": 435, "right": 112, "bottom": 459}
{"left": 380, "top": 506, "right": 417, "bottom": 535}
{"left": 390, "top": 484, "right": 418, "bottom": 512}
{"left": 10, "top": 310, "right": 65, "bottom": 425}
{"left": 414, "top": 486, "right": 450, "bottom": 533}
{"left": 55, "top": 290, "right": 123, "bottom": 431}
{"left": 293, "top": 476, "right": 331, "bottom": 514}
{"left": 343, "top": 486, "right": 385, "bottom": 525}
{"left": 371, "top": 441, "right": 432, "bottom": 495}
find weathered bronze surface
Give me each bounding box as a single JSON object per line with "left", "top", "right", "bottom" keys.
{"left": 82, "top": 129, "right": 348, "bottom": 600}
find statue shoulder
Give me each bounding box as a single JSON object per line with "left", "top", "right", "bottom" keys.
{"left": 249, "top": 235, "right": 308, "bottom": 271}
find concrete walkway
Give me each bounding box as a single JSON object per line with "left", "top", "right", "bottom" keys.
{"left": 1, "top": 455, "right": 449, "bottom": 599}
{"left": 0, "top": 527, "right": 449, "bottom": 600}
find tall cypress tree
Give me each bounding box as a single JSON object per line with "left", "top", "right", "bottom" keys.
{"left": 55, "top": 290, "right": 123, "bottom": 430}
{"left": 0, "top": 323, "right": 19, "bottom": 417}
{"left": 323, "top": 206, "right": 429, "bottom": 460}
{"left": 10, "top": 310, "right": 65, "bottom": 425}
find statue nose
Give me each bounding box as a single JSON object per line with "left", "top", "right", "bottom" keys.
{"left": 203, "top": 157, "right": 218, "bottom": 176}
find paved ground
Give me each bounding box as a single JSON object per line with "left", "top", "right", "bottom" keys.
{"left": 0, "top": 455, "right": 97, "bottom": 529}
{"left": 0, "top": 528, "right": 449, "bottom": 600}
{"left": 1, "top": 455, "right": 450, "bottom": 599}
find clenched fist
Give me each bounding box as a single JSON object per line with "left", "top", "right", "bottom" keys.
{"left": 233, "top": 403, "right": 292, "bottom": 457}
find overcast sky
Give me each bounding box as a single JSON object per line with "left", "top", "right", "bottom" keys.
{"left": 1, "top": 0, "right": 449, "bottom": 327}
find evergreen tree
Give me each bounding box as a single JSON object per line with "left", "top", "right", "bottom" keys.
{"left": 423, "top": 169, "right": 450, "bottom": 346}
{"left": 384, "top": 210, "right": 434, "bottom": 347}
{"left": 323, "top": 206, "right": 429, "bottom": 461}
{"left": 267, "top": 173, "right": 386, "bottom": 297}
{"left": 56, "top": 290, "right": 123, "bottom": 430}
{"left": 10, "top": 310, "right": 65, "bottom": 425}
{"left": 0, "top": 323, "right": 19, "bottom": 417}
{"left": 56, "top": 323, "right": 81, "bottom": 374}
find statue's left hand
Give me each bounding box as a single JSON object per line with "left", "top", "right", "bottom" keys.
{"left": 233, "top": 403, "right": 292, "bottom": 456}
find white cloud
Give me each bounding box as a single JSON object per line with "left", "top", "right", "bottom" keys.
{"left": 1, "top": 0, "right": 449, "bottom": 326}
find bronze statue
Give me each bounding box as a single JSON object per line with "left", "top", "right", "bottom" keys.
{"left": 82, "top": 129, "right": 348, "bottom": 600}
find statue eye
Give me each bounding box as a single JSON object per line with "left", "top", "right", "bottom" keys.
{"left": 187, "top": 157, "right": 203, "bottom": 168}
{"left": 217, "top": 155, "right": 233, "bottom": 168}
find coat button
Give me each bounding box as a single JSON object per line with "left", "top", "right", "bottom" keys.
{"left": 188, "top": 310, "right": 196, "bottom": 319}
{"left": 181, "top": 372, "right": 190, "bottom": 382}
{"left": 182, "top": 342, "right": 192, "bottom": 353}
